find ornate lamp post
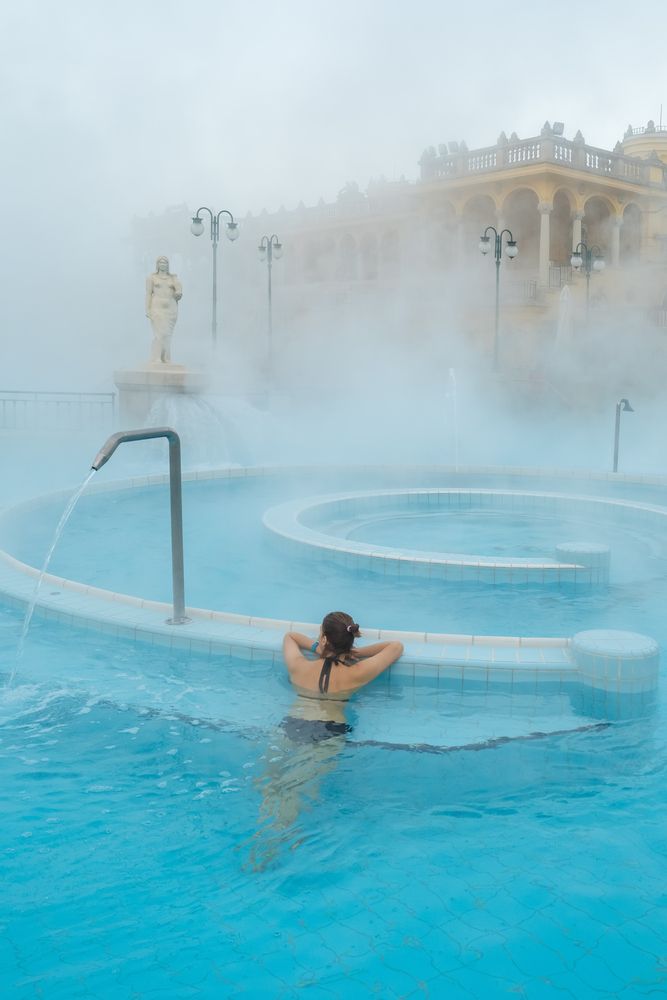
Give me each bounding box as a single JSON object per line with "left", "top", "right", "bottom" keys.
{"left": 613, "top": 397, "right": 634, "bottom": 473}
{"left": 479, "top": 227, "right": 518, "bottom": 372}
{"left": 571, "top": 241, "right": 605, "bottom": 319}
{"left": 258, "top": 234, "right": 283, "bottom": 377}
{"left": 190, "top": 207, "right": 239, "bottom": 344}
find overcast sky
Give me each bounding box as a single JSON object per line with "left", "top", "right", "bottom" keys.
{"left": 0, "top": 0, "right": 665, "bottom": 395}
{"left": 2, "top": 0, "right": 665, "bottom": 225}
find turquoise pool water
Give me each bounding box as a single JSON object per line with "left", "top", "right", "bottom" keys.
{"left": 343, "top": 507, "right": 646, "bottom": 560}
{"left": 2, "top": 603, "right": 667, "bottom": 997}
{"left": 3, "top": 469, "right": 667, "bottom": 638}
{"left": 2, "top": 463, "right": 667, "bottom": 996}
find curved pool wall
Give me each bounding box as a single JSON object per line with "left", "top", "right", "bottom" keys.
{"left": 0, "top": 464, "right": 662, "bottom": 720}
{"left": 263, "top": 488, "right": 625, "bottom": 584}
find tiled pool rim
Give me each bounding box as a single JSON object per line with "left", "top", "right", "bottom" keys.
{"left": 262, "top": 488, "right": 624, "bottom": 584}
{"left": 0, "top": 464, "right": 661, "bottom": 700}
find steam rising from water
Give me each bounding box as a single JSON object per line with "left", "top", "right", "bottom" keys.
{"left": 1, "top": 3, "right": 666, "bottom": 482}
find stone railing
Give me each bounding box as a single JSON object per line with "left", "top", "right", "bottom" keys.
{"left": 626, "top": 125, "right": 667, "bottom": 137}
{"left": 420, "top": 133, "right": 666, "bottom": 188}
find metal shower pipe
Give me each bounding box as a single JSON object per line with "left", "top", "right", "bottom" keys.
{"left": 91, "top": 427, "right": 189, "bottom": 624}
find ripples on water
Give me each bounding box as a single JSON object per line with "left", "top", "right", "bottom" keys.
{"left": 9, "top": 472, "right": 667, "bottom": 637}
{"left": 1, "top": 606, "right": 667, "bottom": 996}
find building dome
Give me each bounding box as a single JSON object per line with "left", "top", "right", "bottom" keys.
{"left": 622, "top": 121, "right": 667, "bottom": 164}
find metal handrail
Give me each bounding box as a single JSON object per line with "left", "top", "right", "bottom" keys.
{"left": 91, "top": 427, "right": 189, "bottom": 624}
{"left": 0, "top": 390, "right": 116, "bottom": 429}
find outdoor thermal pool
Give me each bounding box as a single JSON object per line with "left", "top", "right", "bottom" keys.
{"left": 3, "top": 465, "right": 667, "bottom": 636}
{"left": 0, "top": 460, "right": 666, "bottom": 996}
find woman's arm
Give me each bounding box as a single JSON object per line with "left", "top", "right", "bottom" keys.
{"left": 353, "top": 640, "right": 399, "bottom": 659}
{"left": 282, "top": 633, "right": 307, "bottom": 683}
{"left": 285, "top": 631, "right": 316, "bottom": 652}
{"left": 349, "top": 641, "right": 404, "bottom": 686}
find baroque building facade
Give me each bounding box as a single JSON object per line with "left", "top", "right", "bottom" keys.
{"left": 131, "top": 121, "right": 667, "bottom": 371}
{"left": 273, "top": 121, "right": 667, "bottom": 319}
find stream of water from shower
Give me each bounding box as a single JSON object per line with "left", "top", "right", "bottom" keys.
{"left": 8, "top": 469, "right": 97, "bottom": 686}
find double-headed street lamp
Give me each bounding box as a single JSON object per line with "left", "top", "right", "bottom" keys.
{"left": 571, "top": 241, "right": 605, "bottom": 319}
{"left": 613, "top": 397, "right": 634, "bottom": 473}
{"left": 479, "top": 227, "right": 518, "bottom": 372}
{"left": 258, "top": 234, "right": 283, "bottom": 377}
{"left": 190, "top": 207, "right": 239, "bottom": 345}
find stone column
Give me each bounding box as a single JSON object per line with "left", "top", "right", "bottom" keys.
{"left": 572, "top": 211, "right": 583, "bottom": 251}
{"left": 538, "top": 202, "right": 552, "bottom": 287}
{"left": 611, "top": 216, "right": 622, "bottom": 266}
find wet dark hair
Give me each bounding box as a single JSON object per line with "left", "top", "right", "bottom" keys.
{"left": 321, "top": 611, "right": 361, "bottom": 660}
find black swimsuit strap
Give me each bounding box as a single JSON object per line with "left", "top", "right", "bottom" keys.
{"left": 319, "top": 656, "right": 336, "bottom": 694}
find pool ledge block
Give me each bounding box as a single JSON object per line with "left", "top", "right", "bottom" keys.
{"left": 571, "top": 629, "right": 659, "bottom": 693}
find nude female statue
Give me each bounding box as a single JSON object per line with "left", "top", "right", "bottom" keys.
{"left": 145, "top": 256, "right": 182, "bottom": 363}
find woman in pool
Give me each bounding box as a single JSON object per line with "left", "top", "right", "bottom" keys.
{"left": 282, "top": 610, "right": 403, "bottom": 700}
{"left": 248, "top": 613, "right": 403, "bottom": 868}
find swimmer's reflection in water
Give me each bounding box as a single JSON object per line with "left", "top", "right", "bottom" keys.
{"left": 248, "top": 611, "right": 403, "bottom": 870}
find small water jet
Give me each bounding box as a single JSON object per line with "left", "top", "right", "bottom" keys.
{"left": 10, "top": 468, "right": 96, "bottom": 685}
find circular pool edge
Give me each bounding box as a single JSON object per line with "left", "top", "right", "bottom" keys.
{"left": 0, "top": 464, "right": 661, "bottom": 703}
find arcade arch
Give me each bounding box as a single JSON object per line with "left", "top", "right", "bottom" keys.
{"left": 461, "top": 195, "right": 497, "bottom": 260}
{"left": 501, "top": 188, "right": 539, "bottom": 267}
{"left": 359, "top": 232, "right": 379, "bottom": 280}
{"left": 620, "top": 203, "right": 641, "bottom": 264}
{"left": 550, "top": 189, "right": 575, "bottom": 264}
{"left": 431, "top": 201, "right": 458, "bottom": 267}
{"left": 336, "top": 234, "right": 358, "bottom": 281}
{"left": 381, "top": 230, "right": 400, "bottom": 277}
{"left": 303, "top": 236, "right": 336, "bottom": 283}
{"left": 583, "top": 197, "right": 613, "bottom": 257}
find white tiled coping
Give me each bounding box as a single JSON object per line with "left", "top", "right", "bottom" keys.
{"left": 0, "top": 466, "right": 661, "bottom": 697}
{"left": 262, "top": 488, "right": 667, "bottom": 585}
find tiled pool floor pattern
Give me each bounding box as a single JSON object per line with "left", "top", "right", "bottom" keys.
{"left": 2, "top": 465, "right": 667, "bottom": 996}
{"left": 2, "top": 691, "right": 666, "bottom": 999}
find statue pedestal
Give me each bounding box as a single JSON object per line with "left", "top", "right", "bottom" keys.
{"left": 113, "top": 364, "right": 206, "bottom": 426}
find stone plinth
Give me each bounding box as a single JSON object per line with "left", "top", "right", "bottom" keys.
{"left": 571, "top": 628, "right": 659, "bottom": 719}
{"left": 113, "top": 365, "right": 206, "bottom": 426}
{"left": 572, "top": 629, "right": 659, "bottom": 692}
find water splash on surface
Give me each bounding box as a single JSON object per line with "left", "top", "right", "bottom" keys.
{"left": 9, "top": 469, "right": 96, "bottom": 686}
